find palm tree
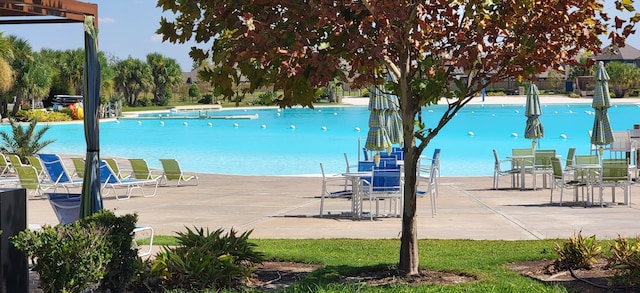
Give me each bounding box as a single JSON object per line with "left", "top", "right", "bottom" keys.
{"left": 0, "top": 118, "right": 55, "bottom": 163}
{"left": 0, "top": 32, "right": 14, "bottom": 94}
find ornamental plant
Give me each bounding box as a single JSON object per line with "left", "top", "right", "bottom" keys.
{"left": 10, "top": 222, "right": 110, "bottom": 293}
{"left": 149, "top": 227, "right": 265, "bottom": 291}
{"left": 553, "top": 231, "right": 602, "bottom": 271}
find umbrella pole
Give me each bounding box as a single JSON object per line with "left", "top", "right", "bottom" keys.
{"left": 531, "top": 140, "right": 536, "bottom": 151}
{"left": 599, "top": 146, "right": 604, "bottom": 160}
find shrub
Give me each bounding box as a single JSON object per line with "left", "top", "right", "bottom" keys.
{"left": 15, "top": 109, "right": 72, "bottom": 122}
{"left": 553, "top": 231, "right": 602, "bottom": 271}
{"left": 149, "top": 227, "right": 265, "bottom": 291}
{"left": 199, "top": 93, "right": 213, "bottom": 104}
{"left": 10, "top": 222, "right": 110, "bottom": 293}
{"left": 256, "top": 91, "right": 278, "bottom": 105}
{"left": 10, "top": 211, "right": 143, "bottom": 293}
{"left": 83, "top": 210, "right": 140, "bottom": 293}
{"left": 486, "top": 91, "right": 507, "bottom": 96}
{"left": 608, "top": 236, "right": 640, "bottom": 286}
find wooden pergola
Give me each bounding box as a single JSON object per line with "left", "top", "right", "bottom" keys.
{"left": 0, "top": 0, "right": 97, "bottom": 26}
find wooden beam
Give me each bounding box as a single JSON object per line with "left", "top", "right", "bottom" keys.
{"left": 0, "top": 0, "right": 97, "bottom": 26}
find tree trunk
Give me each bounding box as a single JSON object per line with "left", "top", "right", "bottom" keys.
{"left": 398, "top": 74, "right": 420, "bottom": 276}
{"left": 399, "top": 146, "right": 420, "bottom": 275}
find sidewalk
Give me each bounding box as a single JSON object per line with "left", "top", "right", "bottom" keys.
{"left": 27, "top": 171, "right": 640, "bottom": 240}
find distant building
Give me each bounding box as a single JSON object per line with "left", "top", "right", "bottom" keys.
{"left": 183, "top": 68, "right": 200, "bottom": 84}
{"left": 595, "top": 44, "right": 640, "bottom": 68}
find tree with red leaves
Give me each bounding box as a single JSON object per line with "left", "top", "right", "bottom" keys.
{"left": 158, "top": 0, "right": 637, "bottom": 275}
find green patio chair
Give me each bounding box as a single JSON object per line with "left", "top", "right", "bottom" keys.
{"left": 550, "top": 157, "right": 585, "bottom": 205}
{"left": 0, "top": 153, "right": 13, "bottom": 176}
{"left": 128, "top": 158, "right": 162, "bottom": 181}
{"left": 104, "top": 158, "right": 131, "bottom": 180}
{"left": 15, "top": 165, "right": 52, "bottom": 198}
{"left": 27, "top": 155, "right": 47, "bottom": 180}
{"left": 159, "top": 158, "right": 199, "bottom": 186}
{"left": 70, "top": 157, "right": 85, "bottom": 179}
{"left": 598, "top": 159, "right": 632, "bottom": 207}
{"left": 533, "top": 149, "right": 556, "bottom": 189}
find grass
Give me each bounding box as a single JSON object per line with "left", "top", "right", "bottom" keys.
{"left": 148, "top": 236, "right": 586, "bottom": 292}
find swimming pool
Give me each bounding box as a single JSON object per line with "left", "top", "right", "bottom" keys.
{"left": 6, "top": 103, "right": 639, "bottom": 177}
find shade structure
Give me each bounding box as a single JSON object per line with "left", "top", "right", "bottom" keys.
{"left": 524, "top": 83, "right": 543, "bottom": 147}
{"left": 364, "top": 81, "right": 402, "bottom": 154}
{"left": 590, "top": 61, "right": 613, "bottom": 149}
{"left": 364, "top": 110, "right": 392, "bottom": 152}
{"left": 80, "top": 15, "right": 103, "bottom": 218}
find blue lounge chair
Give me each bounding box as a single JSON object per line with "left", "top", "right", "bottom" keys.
{"left": 99, "top": 160, "right": 159, "bottom": 200}
{"left": 38, "top": 153, "right": 83, "bottom": 192}
{"left": 47, "top": 193, "right": 81, "bottom": 225}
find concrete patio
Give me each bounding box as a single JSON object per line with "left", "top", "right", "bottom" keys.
{"left": 26, "top": 166, "right": 640, "bottom": 240}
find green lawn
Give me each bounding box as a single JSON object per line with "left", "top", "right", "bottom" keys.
{"left": 151, "top": 236, "right": 589, "bottom": 292}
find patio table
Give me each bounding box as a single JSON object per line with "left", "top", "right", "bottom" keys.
{"left": 341, "top": 171, "right": 372, "bottom": 219}
{"left": 507, "top": 155, "right": 534, "bottom": 190}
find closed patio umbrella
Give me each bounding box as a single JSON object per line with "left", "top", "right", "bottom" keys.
{"left": 365, "top": 83, "right": 401, "bottom": 165}
{"left": 524, "top": 83, "right": 544, "bottom": 149}
{"left": 364, "top": 109, "right": 392, "bottom": 163}
{"left": 590, "top": 61, "right": 613, "bottom": 157}
{"left": 80, "top": 16, "right": 103, "bottom": 218}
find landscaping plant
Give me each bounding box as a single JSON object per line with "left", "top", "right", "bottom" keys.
{"left": 553, "top": 231, "right": 602, "bottom": 270}
{"left": 608, "top": 236, "right": 640, "bottom": 286}
{"left": 10, "top": 222, "right": 110, "bottom": 293}
{"left": 82, "top": 210, "right": 140, "bottom": 293}
{"left": 149, "top": 227, "right": 265, "bottom": 291}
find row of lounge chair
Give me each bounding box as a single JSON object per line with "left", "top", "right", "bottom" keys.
{"left": 2, "top": 153, "right": 199, "bottom": 200}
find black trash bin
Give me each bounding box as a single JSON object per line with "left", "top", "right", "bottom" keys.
{"left": 0, "top": 188, "right": 28, "bottom": 293}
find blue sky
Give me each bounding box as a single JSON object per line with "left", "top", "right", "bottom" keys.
{"left": 1, "top": 0, "right": 638, "bottom": 72}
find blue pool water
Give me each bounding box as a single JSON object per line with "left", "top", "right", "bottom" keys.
{"left": 5, "top": 103, "right": 639, "bottom": 177}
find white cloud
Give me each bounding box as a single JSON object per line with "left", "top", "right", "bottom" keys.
{"left": 151, "top": 34, "right": 164, "bottom": 43}
{"left": 98, "top": 17, "right": 116, "bottom": 24}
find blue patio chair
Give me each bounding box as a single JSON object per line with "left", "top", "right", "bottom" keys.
{"left": 360, "top": 167, "right": 403, "bottom": 220}
{"left": 38, "top": 153, "right": 83, "bottom": 192}
{"left": 47, "top": 193, "right": 81, "bottom": 225}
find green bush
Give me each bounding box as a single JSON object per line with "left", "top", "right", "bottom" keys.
{"left": 10, "top": 211, "right": 143, "bottom": 293}
{"left": 149, "top": 227, "right": 265, "bottom": 291}
{"left": 83, "top": 210, "right": 140, "bottom": 293}
{"left": 198, "top": 93, "right": 213, "bottom": 104}
{"left": 486, "top": 91, "right": 507, "bottom": 96}
{"left": 10, "top": 222, "right": 111, "bottom": 293}
{"left": 608, "top": 236, "right": 640, "bottom": 286}
{"left": 256, "top": 91, "right": 278, "bottom": 105}
{"left": 553, "top": 231, "right": 602, "bottom": 270}
{"left": 15, "top": 109, "right": 72, "bottom": 122}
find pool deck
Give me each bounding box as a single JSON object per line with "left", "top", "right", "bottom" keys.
{"left": 22, "top": 96, "right": 640, "bottom": 240}
{"left": 26, "top": 163, "right": 640, "bottom": 240}
{"left": 342, "top": 95, "right": 640, "bottom": 106}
